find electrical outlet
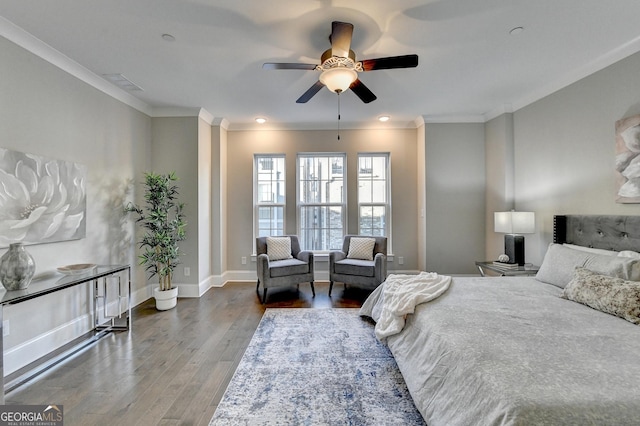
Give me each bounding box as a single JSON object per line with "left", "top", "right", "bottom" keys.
{"left": 3, "top": 320, "right": 9, "bottom": 337}
{"left": 184, "top": 267, "right": 190, "bottom": 277}
{"left": 398, "top": 256, "right": 404, "bottom": 265}
{"left": 241, "top": 256, "right": 247, "bottom": 265}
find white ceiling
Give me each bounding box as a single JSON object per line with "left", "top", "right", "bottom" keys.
{"left": 2, "top": 0, "right": 640, "bottom": 130}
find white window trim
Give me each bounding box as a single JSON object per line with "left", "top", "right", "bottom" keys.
{"left": 357, "top": 152, "right": 392, "bottom": 254}
{"left": 253, "top": 154, "right": 286, "bottom": 247}
{"left": 296, "top": 152, "right": 347, "bottom": 252}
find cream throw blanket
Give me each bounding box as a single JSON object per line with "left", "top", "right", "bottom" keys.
{"left": 360, "top": 272, "right": 451, "bottom": 340}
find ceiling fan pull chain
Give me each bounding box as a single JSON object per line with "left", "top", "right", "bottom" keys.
{"left": 337, "top": 92, "right": 341, "bottom": 140}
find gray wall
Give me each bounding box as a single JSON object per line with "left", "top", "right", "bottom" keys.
{"left": 513, "top": 50, "right": 640, "bottom": 265}
{"left": 150, "top": 117, "right": 200, "bottom": 295}
{"left": 424, "top": 123, "right": 486, "bottom": 274}
{"left": 226, "top": 128, "right": 419, "bottom": 277}
{"left": 485, "top": 113, "right": 515, "bottom": 259}
{"left": 0, "top": 36, "right": 151, "bottom": 373}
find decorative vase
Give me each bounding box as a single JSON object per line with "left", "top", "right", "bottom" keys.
{"left": 0, "top": 243, "right": 36, "bottom": 291}
{"left": 154, "top": 286, "right": 178, "bottom": 311}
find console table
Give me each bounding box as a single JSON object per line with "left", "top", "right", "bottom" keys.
{"left": 0, "top": 264, "right": 131, "bottom": 402}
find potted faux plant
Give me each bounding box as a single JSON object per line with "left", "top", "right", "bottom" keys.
{"left": 126, "top": 172, "right": 186, "bottom": 310}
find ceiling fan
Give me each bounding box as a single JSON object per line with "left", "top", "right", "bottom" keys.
{"left": 263, "top": 21, "right": 419, "bottom": 104}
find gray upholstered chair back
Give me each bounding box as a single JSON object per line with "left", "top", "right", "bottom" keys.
{"left": 341, "top": 235, "right": 387, "bottom": 256}
{"left": 256, "top": 235, "right": 302, "bottom": 257}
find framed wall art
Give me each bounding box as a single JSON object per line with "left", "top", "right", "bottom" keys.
{"left": 615, "top": 114, "right": 640, "bottom": 203}
{"left": 0, "top": 148, "right": 86, "bottom": 248}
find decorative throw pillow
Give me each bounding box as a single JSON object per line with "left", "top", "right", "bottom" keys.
{"left": 562, "top": 267, "right": 640, "bottom": 325}
{"left": 266, "top": 237, "right": 293, "bottom": 261}
{"left": 347, "top": 237, "right": 376, "bottom": 261}
{"left": 536, "top": 243, "right": 640, "bottom": 288}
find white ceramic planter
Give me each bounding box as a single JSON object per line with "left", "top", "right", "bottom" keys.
{"left": 154, "top": 286, "right": 178, "bottom": 311}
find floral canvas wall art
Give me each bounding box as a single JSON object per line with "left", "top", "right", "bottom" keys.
{"left": 0, "top": 148, "right": 86, "bottom": 248}
{"left": 615, "top": 114, "right": 640, "bottom": 203}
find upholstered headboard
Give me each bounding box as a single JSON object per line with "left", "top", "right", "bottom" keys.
{"left": 553, "top": 215, "right": 640, "bottom": 252}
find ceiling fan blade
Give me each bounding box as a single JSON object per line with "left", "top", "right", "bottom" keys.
{"left": 349, "top": 79, "right": 377, "bottom": 103}
{"left": 262, "top": 63, "right": 317, "bottom": 70}
{"left": 330, "top": 21, "right": 354, "bottom": 58}
{"left": 296, "top": 81, "right": 325, "bottom": 103}
{"left": 361, "top": 54, "right": 419, "bottom": 71}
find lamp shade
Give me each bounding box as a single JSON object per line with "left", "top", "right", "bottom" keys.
{"left": 319, "top": 67, "right": 358, "bottom": 93}
{"left": 494, "top": 211, "right": 535, "bottom": 234}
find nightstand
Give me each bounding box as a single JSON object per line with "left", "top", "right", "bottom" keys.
{"left": 475, "top": 261, "right": 539, "bottom": 277}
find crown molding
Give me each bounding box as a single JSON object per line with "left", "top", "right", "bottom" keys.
{"left": 212, "top": 117, "right": 230, "bottom": 130}
{"left": 484, "top": 104, "right": 514, "bottom": 122}
{"left": 1, "top": 16, "right": 153, "bottom": 116}
{"left": 151, "top": 107, "right": 201, "bottom": 118}
{"left": 420, "top": 114, "right": 486, "bottom": 124}
{"left": 226, "top": 119, "right": 419, "bottom": 131}
{"left": 198, "top": 108, "right": 215, "bottom": 125}
{"left": 509, "top": 34, "right": 640, "bottom": 114}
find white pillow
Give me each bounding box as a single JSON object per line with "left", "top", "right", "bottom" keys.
{"left": 619, "top": 250, "right": 640, "bottom": 259}
{"left": 266, "top": 237, "right": 293, "bottom": 261}
{"left": 562, "top": 243, "right": 618, "bottom": 256}
{"left": 536, "top": 243, "right": 640, "bottom": 288}
{"left": 347, "top": 237, "right": 376, "bottom": 261}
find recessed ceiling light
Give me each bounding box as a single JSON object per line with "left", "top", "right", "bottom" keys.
{"left": 378, "top": 115, "right": 390, "bottom": 122}
{"left": 255, "top": 117, "right": 267, "bottom": 124}
{"left": 509, "top": 27, "right": 524, "bottom": 36}
{"left": 162, "top": 33, "right": 176, "bottom": 42}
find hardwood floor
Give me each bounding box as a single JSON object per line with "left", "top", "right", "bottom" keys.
{"left": 5, "top": 282, "right": 371, "bottom": 425}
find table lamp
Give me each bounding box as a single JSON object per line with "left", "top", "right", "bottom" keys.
{"left": 494, "top": 211, "right": 535, "bottom": 266}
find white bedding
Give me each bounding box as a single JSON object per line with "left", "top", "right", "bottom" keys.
{"left": 360, "top": 276, "right": 640, "bottom": 426}
{"left": 360, "top": 272, "right": 451, "bottom": 340}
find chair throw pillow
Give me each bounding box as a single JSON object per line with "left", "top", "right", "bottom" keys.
{"left": 266, "top": 237, "right": 293, "bottom": 261}
{"left": 347, "top": 237, "right": 376, "bottom": 261}
{"left": 561, "top": 267, "right": 640, "bottom": 325}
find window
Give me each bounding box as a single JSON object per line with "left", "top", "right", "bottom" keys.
{"left": 297, "top": 153, "right": 346, "bottom": 251}
{"left": 254, "top": 155, "right": 285, "bottom": 237}
{"left": 358, "top": 153, "right": 390, "bottom": 239}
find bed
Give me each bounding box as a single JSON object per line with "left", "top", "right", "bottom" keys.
{"left": 361, "top": 215, "right": 640, "bottom": 426}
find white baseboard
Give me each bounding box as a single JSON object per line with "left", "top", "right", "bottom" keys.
{"left": 210, "top": 269, "right": 421, "bottom": 287}
{"left": 3, "top": 314, "right": 93, "bottom": 375}
{"left": 5, "top": 284, "right": 152, "bottom": 376}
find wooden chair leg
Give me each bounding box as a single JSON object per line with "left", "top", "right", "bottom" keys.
{"left": 310, "top": 281, "right": 315, "bottom": 297}
{"left": 262, "top": 288, "right": 267, "bottom": 304}
{"left": 329, "top": 281, "right": 334, "bottom": 296}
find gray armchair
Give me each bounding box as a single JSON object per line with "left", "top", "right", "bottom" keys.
{"left": 256, "top": 235, "right": 315, "bottom": 303}
{"left": 329, "top": 235, "right": 387, "bottom": 296}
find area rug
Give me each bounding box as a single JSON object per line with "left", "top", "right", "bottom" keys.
{"left": 210, "top": 308, "right": 425, "bottom": 425}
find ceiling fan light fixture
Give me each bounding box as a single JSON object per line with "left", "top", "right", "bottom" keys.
{"left": 319, "top": 67, "right": 357, "bottom": 93}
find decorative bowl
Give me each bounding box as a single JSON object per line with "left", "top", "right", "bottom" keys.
{"left": 57, "top": 264, "right": 97, "bottom": 275}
